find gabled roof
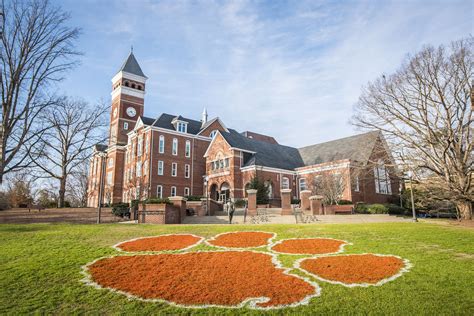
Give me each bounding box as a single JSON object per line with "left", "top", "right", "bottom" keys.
{"left": 152, "top": 113, "right": 203, "bottom": 135}
{"left": 118, "top": 52, "right": 147, "bottom": 78}
{"left": 198, "top": 117, "right": 229, "bottom": 134}
{"left": 220, "top": 130, "right": 304, "bottom": 170}
{"left": 298, "top": 131, "right": 381, "bottom": 166}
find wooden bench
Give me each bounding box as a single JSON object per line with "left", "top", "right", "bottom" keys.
{"left": 28, "top": 204, "right": 45, "bottom": 213}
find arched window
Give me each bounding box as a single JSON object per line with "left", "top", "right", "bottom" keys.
{"left": 137, "top": 85, "right": 142, "bottom": 90}
{"left": 374, "top": 159, "right": 392, "bottom": 194}
{"left": 131, "top": 83, "right": 136, "bottom": 89}
{"left": 210, "top": 130, "right": 218, "bottom": 138}
{"left": 282, "top": 177, "right": 290, "bottom": 189}
{"left": 124, "top": 81, "right": 129, "bottom": 87}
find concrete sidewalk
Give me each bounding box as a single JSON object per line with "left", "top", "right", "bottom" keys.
{"left": 182, "top": 214, "right": 414, "bottom": 225}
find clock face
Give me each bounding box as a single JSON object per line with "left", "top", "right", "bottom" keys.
{"left": 126, "top": 107, "right": 136, "bottom": 117}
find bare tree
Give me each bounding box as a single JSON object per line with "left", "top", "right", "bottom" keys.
{"left": 0, "top": 0, "right": 80, "bottom": 183}
{"left": 32, "top": 97, "right": 108, "bottom": 207}
{"left": 308, "top": 171, "right": 349, "bottom": 205}
{"left": 352, "top": 38, "right": 473, "bottom": 220}
{"left": 66, "top": 160, "right": 89, "bottom": 207}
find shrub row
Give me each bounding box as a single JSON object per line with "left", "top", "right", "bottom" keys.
{"left": 354, "top": 203, "right": 407, "bottom": 215}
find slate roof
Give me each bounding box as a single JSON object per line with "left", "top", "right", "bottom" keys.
{"left": 94, "top": 144, "right": 108, "bottom": 152}
{"left": 297, "top": 131, "right": 380, "bottom": 166}
{"left": 140, "top": 116, "right": 155, "bottom": 126}
{"left": 118, "top": 52, "right": 147, "bottom": 78}
{"left": 219, "top": 130, "right": 305, "bottom": 170}
{"left": 151, "top": 113, "right": 203, "bottom": 135}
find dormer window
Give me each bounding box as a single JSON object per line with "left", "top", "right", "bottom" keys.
{"left": 177, "top": 122, "right": 187, "bottom": 133}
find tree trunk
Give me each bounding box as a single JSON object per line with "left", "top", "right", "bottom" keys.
{"left": 456, "top": 200, "right": 472, "bottom": 221}
{"left": 58, "top": 178, "right": 67, "bottom": 208}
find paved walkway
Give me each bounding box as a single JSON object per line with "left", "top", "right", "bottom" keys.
{"left": 182, "top": 214, "right": 415, "bottom": 225}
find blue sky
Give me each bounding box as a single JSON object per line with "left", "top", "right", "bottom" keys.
{"left": 53, "top": 0, "right": 472, "bottom": 147}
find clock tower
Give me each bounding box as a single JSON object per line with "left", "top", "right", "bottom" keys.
{"left": 104, "top": 51, "right": 147, "bottom": 204}
{"left": 109, "top": 51, "right": 147, "bottom": 146}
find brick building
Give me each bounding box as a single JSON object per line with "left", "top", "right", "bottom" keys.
{"left": 87, "top": 52, "right": 400, "bottom": 207}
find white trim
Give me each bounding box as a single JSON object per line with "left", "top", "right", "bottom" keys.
{"left": 295, "top": 253, "right": 412, "bottom": 288}
{"left": 208, "top": 171, "right": 230, "bottom": 178}
{"left": 240, "top": 165, "right": 296, "bottom": 175}
{"left": 111, "top": 86, "right": 145, "bottom": 99}
{"left": 205, "top": 231, "right": 277, "bottom": 250}
{"left": 229, "top": 147, "right": 256, "bottom": 154}
{"left": 203, "top": 130, "right": 231, "bottom": 157}
{"left": 130, "top": 125, "right": 211, "bottom": 142}
{"left": 269, "top": 238, "right": 351, "bottom": 256}
{"left": 170, "top": 186, "right": 177, "bottom": 196}
{"left": 296, "top": 161, "right": 350, "bottom": 175}
{"left": 197, "top": 117, "right": 229, "bottom": 135}
{"left": 112, "top": 70, "right": 147, "bottom": 84}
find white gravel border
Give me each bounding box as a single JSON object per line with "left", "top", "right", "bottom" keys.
{"left": 112, "top": 233, "right": 205, "bottom": 253}
{"left": 268, "top": 237, "right": 352, "bottom": 255}
{"left": 204, "top": 231, "right": 277, "bottom": 250}
{"left": 295, "top": 253, "right": 412, "bottom": 287}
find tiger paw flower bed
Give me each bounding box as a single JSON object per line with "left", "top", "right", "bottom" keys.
{"left": 81, "top": 231, "right": 411, "bottom": 310}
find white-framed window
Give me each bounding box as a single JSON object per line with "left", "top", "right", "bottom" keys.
{"left": 156, "top": 185, "right": 163, "bottom": 198}
{"left": 171, "top": 186, "right": 176, "bottom": 197}
{"left": 185, "top": 140, "right": 191, "bottom": 157}
{"left": 137, "top": 135, "right": 143, "bottom": 157}
{"left": 177, "top": 122, "right": 187, "bottom": 133}
{"left": 299, "top": 178, "right": 306, "bottom": 192}
{"left": 354, "top": 175, "right": 360, "bottom": 192}
{"left": 172, "top": 138, "right": 178, "bottom": 155}
{"left": 171, "top": 162, "right": 177, "bottom": 177}
{"left": 282, "top": 177, "right": 290, "bottom": 189}
{"left": 219, "top": 159, "right": 224, "bottom": 169}
{"left": 210, "top": 130, "right": 218, "bottom": 138}
{"left": 224, "top": 158, "right": 230, "bottom": 168}
{"left": 185, "top": 164, "right": 190, "bottom": 178}
{"left": 107, "top": 172, "right": 113, "bottom": 185}
{"left": 123, "top": 122, "right": 129, "bottom": 130}
{"left": 374, "top": 160, "right": 392, "bottom": 194}
{"left": 157, "top": 160, "right": 164, "bottom": 175}
{"left": 184, "top": 187, "right": 190, "bottom": 196}
{"left": 136, "top": 161, "right": 142, "bottom": 177}
{"left": 108, "top": 157, "right": 114, "bottom": 167}
{"left": 159, "top": 135, "right": 165, "bottom": 153}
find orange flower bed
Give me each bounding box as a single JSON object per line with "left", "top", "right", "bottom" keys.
{"left": 299, "top": 254, "right": 404, "bottom": 285}
{"left": 116, "top": 234, "right": 202, "bottom": 252}
{"left": 88, "top": 251, "right": 317, "bottom": 308}
{"left": 207, "top": 231, "right": 274, "bottom": 248}
{"left": 271, "top": 238, "right": 347, "bottom": 255}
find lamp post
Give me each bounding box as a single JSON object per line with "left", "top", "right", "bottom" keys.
{"left": 97, "top": 153, "right": 107, "bottom": 224}
{"left": 204, "top": 176, "right": 209, "bottom": 216}
{"left": 407, "top": 170, "right": 418, "bottom": 222}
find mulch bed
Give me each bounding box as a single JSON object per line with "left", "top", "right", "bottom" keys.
{"left": 116, "top": 234, "right": 202, "bottom": 252}
{"left": 271, "top": 238, "right": 347, "bottom": 255}
{"left": 207, "top": 231, "right": 274, "bottom": 248}
{"left": 299, "top": 254, "right": 404, "bottom": 285}
{"left": 88, "top": 251, "right": 316, "bottom": 308}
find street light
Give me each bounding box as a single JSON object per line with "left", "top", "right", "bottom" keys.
{"left": 97, "top": 152, "right": 107, "bottom": 224}
{"left": 204, "top": 176, "right": 209, "bottom": 216}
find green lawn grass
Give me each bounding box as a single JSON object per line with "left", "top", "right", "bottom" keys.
{"left": 0, "top": 222, "right": 473, "bottom": 315}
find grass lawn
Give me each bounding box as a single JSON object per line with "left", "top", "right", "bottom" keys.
{"left": 0, "top": 222, "right": 473, "bottom": 315}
